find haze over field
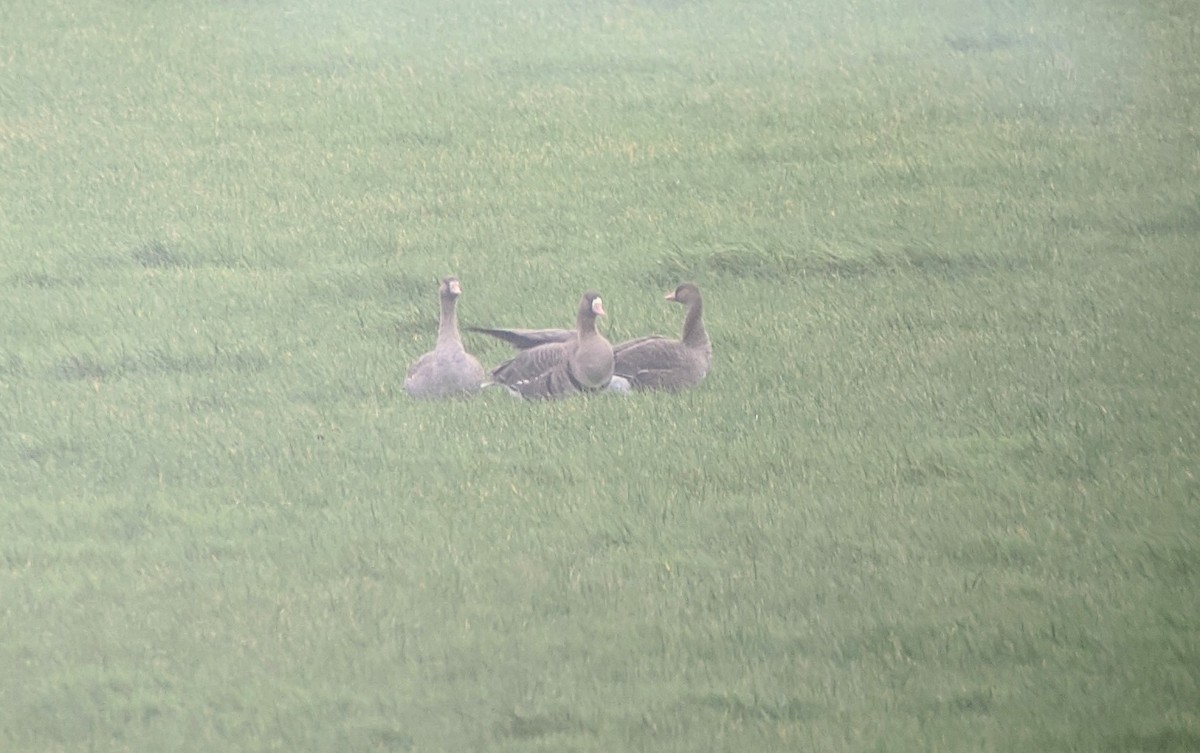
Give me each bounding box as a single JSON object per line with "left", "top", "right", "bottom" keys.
{"left": 1, "top": 1, "right": 1197, "bottom": 751}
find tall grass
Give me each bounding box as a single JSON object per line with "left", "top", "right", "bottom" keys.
{"left": 2, "top": 0, "right": 1198, "bottom": 751}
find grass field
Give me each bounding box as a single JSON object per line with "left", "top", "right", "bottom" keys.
{"left": 2, "top": 0, "right": 1198, "bottom": 750}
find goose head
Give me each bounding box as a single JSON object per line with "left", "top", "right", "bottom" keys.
{"left": 578, "top": 291, "right": 606, "bottom": 321}
{"left": 665, "top": 282, "right": 701, "bottom": 306}
{"left": 440, "top": 276, "right": 463, "bottom": 300}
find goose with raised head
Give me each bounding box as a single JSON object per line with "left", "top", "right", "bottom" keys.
{"left": 611, "top": 282, "right": 710, "bottom": 392}
{"left": 483, "top": 291, "right": 614, "bottom": 399}
{"left": 404, "top": 276, "right": 485, "bottom": 399}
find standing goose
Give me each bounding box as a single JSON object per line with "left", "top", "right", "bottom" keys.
{"left": 404, "top": 276, "right": 485, "bottom": 399}
{"left": 482, "top": 291, "right": 614, "bottom": 399}
{"left": 611, "top": 282, "right": 711, "bottom": 392}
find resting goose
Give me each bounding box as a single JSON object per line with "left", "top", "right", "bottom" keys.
{"left": 403, "top": 276, "right": 485, "bottom": 399}
{"left": 611, "top": 282, "right": 711, "bottom": 392}
{"left": 479, "top": 291, "right": 614, "bottom": 399}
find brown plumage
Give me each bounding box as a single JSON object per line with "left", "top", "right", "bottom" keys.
{"left": 611, "top": 282, "right": 711, "bottom": 392}
{"left": 480, "top": 291, "right": 614, "bottom": 399}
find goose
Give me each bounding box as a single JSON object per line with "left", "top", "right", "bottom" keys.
{"left": 478, "top": 291, "right": 613, "bottom": 399}
{"left": 611, "top": 282, "right": 710, "bottom": 392}
{"left": 403, "top": 276, "right": 485, "bottom": 399}
{"left": 472, "top": 283, "right": 710, "bottom": 393}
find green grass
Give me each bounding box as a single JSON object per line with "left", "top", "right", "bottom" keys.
{"left": 2, "top": 0, "right": 1199, "bottom": 750}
